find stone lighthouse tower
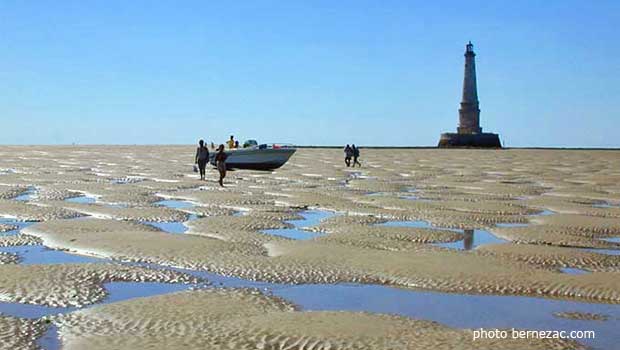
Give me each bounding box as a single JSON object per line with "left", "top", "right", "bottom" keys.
{"left": 438, "top": 42, "right": 501, "bottom": 148}
{"left": 458, "top": 42, "right": 481, "bottom": 134}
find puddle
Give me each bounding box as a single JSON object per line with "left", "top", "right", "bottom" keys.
{"left": 0, "top": 301, "right": 74, "bottom": 319}
{"left": 272, "top": 284, "right": 619, "bottom": 350}
{"left": 583, "top": 248, "right": 620, "bottom": 256}
{"left": 14, "top": 187, "right": 36, "bottom": 201}
{"left": 0, "top": 219, "right": 34, "bottom": 236}
{"left": 380, "top": 221, "right": 506, "bottom": 250}
{"left": 601, "top": 237, "right": 620, "bottom": 243}
{"left": 65, "top": 196, "right": 97, "bottom": 204}
{"left": 143, "top": 221, "right": 188, "bottom": 234}
{"left": 38, "top": 325, "right": 61, "bottom": 350}
{"left": 142, "top": 214, "right": 199, "bottom": 234}
{"left": 560, "top": 268, "right": 590, "bottom": 275}
{"left": 0, "top": 245, "right": 104, "bottom": 265}
{"left": 535, "top": 209, "right": 555, "bottom": 216}
{"left": 155, "top": 199, "right": 195, "bottom": 209}
{"left": 434, "top": 229, "right": 507, "bottom": 250}
{"left": 0, "top": 282, "right": 196, "bottom": 319}
{"left": 261, "top": 210, "right": 336, "bottom": 240}
{"left": 593, "top": 202, "right": 620, "bottom": 208}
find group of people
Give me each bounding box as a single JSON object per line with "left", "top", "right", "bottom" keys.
{"left": 344, "top": 144, "right": 361, "bottom": 167}
{"left": 194, "top": 139, "right": 229, "bottom": 186}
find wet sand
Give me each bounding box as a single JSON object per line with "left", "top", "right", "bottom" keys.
{"left": 0, "top": 146, "right": 619, "bottom": 349}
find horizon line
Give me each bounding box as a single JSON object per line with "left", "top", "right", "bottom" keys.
{"left": 0, "top": 144, "right": 618, "bottom": 151}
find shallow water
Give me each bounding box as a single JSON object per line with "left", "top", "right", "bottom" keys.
{"left": 38, "top": 325, "right": 61, "bottom": 350}
{"left": 155, "top": 199, "right": 195, "bottom": 209}
{"left": 380, "top": 220, "right": 506, "bottom": 250}
{"left": 0, "top": 301, "right": 75, "bottom": 319}
{"left": 593, "top": 202, "right": 620, "bottom": 208}
{"left": 434, "top": 229, "right": 507, "bottom": 250}
{"left": 272, "top": 284, "right": 619, "bottom": 350}
{"left": 142, "top": 214, "right": 198, "bottom": 234}
{"left": 261, "top": 210, "right": 336, "bottom": 240}
{"left": 141, "top": 199, "right": 200, "bottom": 233}
{"left": 65, "top": 196, "right": 96, "bottom": 204}
{"left": 583, "top": 248, "right": 620, "bottom": 256}
{"left": 0, "top": 219, "right": 34, "bottom": 236}
{"left": 0, "top": 282, "right": 196, "bottom": 319}
{"left": 0, "top": 245, "right": 104, "bottom": 265}
{"left": 601, "top": 237, "right": 620, "bottom": 243}
{"left": 560, "top": 268, "right": 590, "bottom": 275}
{"left": 14, "top": 187, "right": 36, "bottom": 201}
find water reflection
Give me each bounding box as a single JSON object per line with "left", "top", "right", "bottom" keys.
{"left": 463, "top": 229, "right": 473, "bottom": 250}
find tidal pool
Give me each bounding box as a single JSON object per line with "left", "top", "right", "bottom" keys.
{"left": 0, "top": 245, "right": 104, "bottom": 265}
{"left": 380, "top": 220, "right": 506, "bottom": 250}
{"left": 65, "top": 196, "right": 97, "bottom": 204}
{"left": 0, "top": 218, "right": 34, "bottom": 236}
{"left": 560, "top": 268, "right": 590, "bottom": 275}
{"left": 261, "top": 210, "right": 336, "bottom": 240}
{"left": 14, "top": 187, "right": 36, "bottom": 201}
{"left": 155, "top": 199, "right": 195, "bottom": 209}
{"left": 141, "top": 214, "right": 199, "bottom": 234}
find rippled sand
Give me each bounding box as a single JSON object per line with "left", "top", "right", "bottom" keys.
{"left": 0, "top": 314, "right": 46, "bottom": 350}
{"left": 1, "top": 146, "right": 620, "bottom": 348}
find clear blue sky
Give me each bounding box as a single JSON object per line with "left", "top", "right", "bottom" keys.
{"left": 1, "top": 1, "right": 618, "bottom": 147}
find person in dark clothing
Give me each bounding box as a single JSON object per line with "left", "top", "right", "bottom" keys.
{"left": 215, "top": 144, "right": 228, "bottom": 187}
{"left": 195, "top": 139, "right": 210, "bottom": 180}
{"left": 352, "top": 144, "right": 361, "bottom": 167}
{"left": 344, "top": 144, "right": 352, "bottom": 167}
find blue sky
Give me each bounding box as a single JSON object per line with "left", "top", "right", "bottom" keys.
{"left": 0, "top": 1, "right": 618, "bottom": 147}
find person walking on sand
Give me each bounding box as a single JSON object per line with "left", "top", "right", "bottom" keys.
{"left": 195, "top": 139, "right": 210, "bottom": 181}
{"left": 215, "top": 144, "right": 228, "bottom": 187}
{"left": 352, "top": 144, "right": 361, "bottom": 167}
{"left": 344, "top": 144, "right": 353, "bottom": 167}
{"left": 226, "top": 135, "right": 235, "bottom": 149}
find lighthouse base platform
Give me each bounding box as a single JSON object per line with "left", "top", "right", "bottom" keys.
{"left": 438, "top": 132, "right": 502, "bottom": 148}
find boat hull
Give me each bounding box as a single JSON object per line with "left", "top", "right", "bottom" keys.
{"left": 210, "top": 148, "right": 296, "bottom": 171}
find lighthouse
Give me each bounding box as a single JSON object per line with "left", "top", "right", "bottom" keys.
{"left": 438, "top": 42, "right": 501, "bottom": 148}
{"left": 458, "top": 42, "right": 481, "bottom": 134}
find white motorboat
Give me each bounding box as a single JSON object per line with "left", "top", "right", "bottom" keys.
{"left": 210, "top": 141, "right": 296, "bottom": 170}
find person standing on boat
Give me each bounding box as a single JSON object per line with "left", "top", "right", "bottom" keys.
{"left": 352, "top": 144, "right": 361, "bottom": 167}
{"left": 344, "top": 144, "right": 353, "bottom": 167}
{"left": 215, "top": 144, "right": 228, "bottom": 187}
{"left": 227, "top": 135, "right": 235, "bottom": 149}
{"left": 195, "top": 139, "right": 210, "bottom": 181}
